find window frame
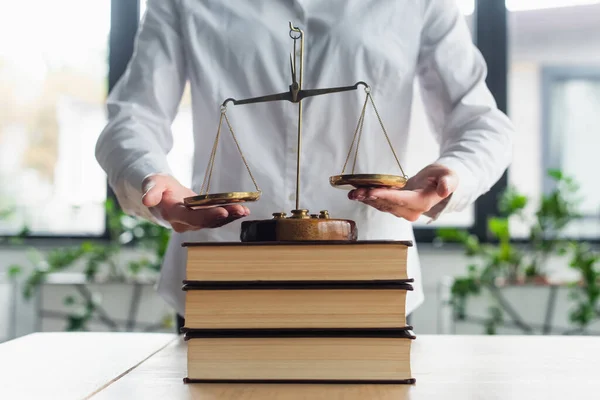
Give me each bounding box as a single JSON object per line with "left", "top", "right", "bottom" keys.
{"left": 3, "top": 0, "right": 510, "bottom": 244}
{"left": 0, "top": 0, "right": 135, "bottom": 242}
{"left": 539, "top": 65, "right": 600, "bottom": 242}
{"left": 103, "top": 0, "right": 141, "bottom": 240}
{"left": 541, "top": 65, "right": 600, "bottom": 195}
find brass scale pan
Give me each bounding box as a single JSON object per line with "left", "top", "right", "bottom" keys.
{"left": 184, "top": 174, "right": 407, "bottom": 209}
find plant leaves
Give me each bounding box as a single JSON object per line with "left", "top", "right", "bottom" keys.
{"left": 547, "top": 169, "right": 563, "bottom": 180}
{"left": 7, "top": 265, "right": 22, "bottom": 278}
{"left": 436, "top": 228, "right": 468, "bottom": 243}
{"left": 488, "top": 217, "right": 509, "bottom": 240}
{"left": 498, "top": 186, "right": 528, "bottom": 216}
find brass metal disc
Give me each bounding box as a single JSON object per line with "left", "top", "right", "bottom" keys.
{"left": 241, "top": 217, "right": 358, "bottom": 242}
{"left": 329, "top": 174, "right": 408, "bottom": 190}
{"left": 184, "top": 191, "right": 261, "bottom": 209}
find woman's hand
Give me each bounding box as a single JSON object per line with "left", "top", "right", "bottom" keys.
{"left": 348, "top": 164, "right": 458, "bottom": 221}
{"left": 141, "top": 174, "right": 250, "bottom": 233}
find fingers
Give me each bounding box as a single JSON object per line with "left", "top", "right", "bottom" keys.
{"left": 167, "top": 203, "right": 250, "bottom": 231}
{"left": 222, "top": 204, "right": 251, "bottom": 217}
{"left": 198, "top": 205, "right": 250, "bottom": 228}
{"left": 348, "top": 164, "right": 458, "bottom": 222}
{"left": 361, "top": 198, "right": 422, "bottom": 221}
{"left": 140, "top": 174, "right": 252, "bottom": 232}
{"left": 352, "top": 188, "right": 440, "bottom": 211}
{"left": 364, "top": 189, "right": 426, "bottom": 221}
{"left": 349, "top": 187, "right": 441, "bottom": 222}
{"left": 348, "top": 188, "right": 373, "bottom": 201}
{"left": 436, "top": 174, "right": 458, "bottom": 198}
{"left": 171, "top": 222, "right": 191, "bottom": 233}
{"left": 142, "top": 179, "right": 166, "bottom": 208}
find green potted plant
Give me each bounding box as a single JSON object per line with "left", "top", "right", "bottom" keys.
{"left": 5, "top": 199, "right": 175, "bottom": 332}
{"left": 436, "top": 170, "right": 599, "bottom": 334}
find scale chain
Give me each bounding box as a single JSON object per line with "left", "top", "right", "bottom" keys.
{"left": 351, "top": 96, "right": 368, "bottom": 174}
{"left": 223, "top": 111, "right": 261, "bottom": 192}
{"left": 368, "top": 92, "right": 407, "bottom": 179}
{"left": 341, "top": 92, "right": 369, "bottom": 175}
{"left": 340, "top": 88, "right": 407, "bottom": 179}
{"left": 199, "top": 112, "right": 223, "bottom": 195}
{"left": 200, "top": 108, "right": 261, "bottom": 196}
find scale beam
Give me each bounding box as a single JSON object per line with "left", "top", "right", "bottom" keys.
{"left": 221, "top": 81, "right": 369, "bottom": 107}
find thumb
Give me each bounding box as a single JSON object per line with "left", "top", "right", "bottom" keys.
{"left": 142, "top": 179, "right": 166, "bottom": 208}
{"left": 436, "top": 173, "right": 458, "bottom": 198}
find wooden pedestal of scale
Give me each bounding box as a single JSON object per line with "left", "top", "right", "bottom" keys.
{"left": 240, "top": 209, "right": 357, "bottom": 243}
{"left": 238, "top": 174, "right": 408, "bottom": 242}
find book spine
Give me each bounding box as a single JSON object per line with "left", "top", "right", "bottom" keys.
{"left": 183, "top": 377, "right": 416, "bottom": 384}
{"left": 182, "top": 240, "right": 413, "bottom": 247}
{"left": 181, "top": 279, "right": 414, "bottom": 291}
{"left": 182, "top": 326, "right": 416, "bottom": 339}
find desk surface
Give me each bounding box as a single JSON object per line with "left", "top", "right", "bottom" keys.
{"left": 0, "top": 331, "right": 175, "bottom": 400}
{"left": 1, "top": 332, "right": 599, "bottom": 399}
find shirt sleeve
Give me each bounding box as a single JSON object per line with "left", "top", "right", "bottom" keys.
{"left": 416, "top": 0, "right": 514, "bottom": 219}
{"left": 95, "top": 0, "right": 186, "bottom": 222}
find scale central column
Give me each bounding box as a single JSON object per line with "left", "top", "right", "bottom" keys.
{"left": 290, "top": 23, "right": 305, "bottom": 212}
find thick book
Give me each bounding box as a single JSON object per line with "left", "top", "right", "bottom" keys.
{"left": 183, "top": 327, "right": 416, "bottom": 384}
{"left": 181, "top": 240, "right": 411, "bottom": 282}
{"left": 182, "top": 279, "right": 413, "bottom": 329}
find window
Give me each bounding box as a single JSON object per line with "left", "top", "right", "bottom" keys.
{"left": 508, "top": 2, "right": 600, "bottom": 239}
{"left": 541, "top": 70, "right": 600, "bottom": 239}
{"left": 460, "top": 0, "right": 600, "bottom": 13}
{"left": 0, "top": 0, "right": 110, "bottom": 236}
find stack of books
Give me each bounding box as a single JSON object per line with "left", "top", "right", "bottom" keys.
{"left": 181, "top": 240, "right": 416, "bottom": 384}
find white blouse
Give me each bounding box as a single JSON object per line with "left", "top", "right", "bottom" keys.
{"left": 95, "top": 0, "right": 514, "bottom": 317}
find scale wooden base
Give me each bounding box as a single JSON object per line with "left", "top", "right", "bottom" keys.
{"left": 240, "top": 209, "right": 357, "bottom": 242}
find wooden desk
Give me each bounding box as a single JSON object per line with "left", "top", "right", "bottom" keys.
{"left": 0, "top": 332, "right": 175, "bottom": 400}
{"left": 2, "top": 333, "right": 599, "bottom": 399}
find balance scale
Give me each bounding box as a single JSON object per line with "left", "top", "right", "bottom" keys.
{"left": 183, "top": 22, "right": 409, "bottom": 242}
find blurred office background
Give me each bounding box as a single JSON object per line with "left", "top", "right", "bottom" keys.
{"left": 0, "top": 0, "right": 598, "bottom": 342}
